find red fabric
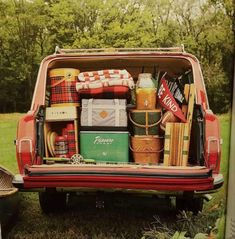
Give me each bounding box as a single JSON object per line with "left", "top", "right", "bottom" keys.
{"left": 79, "top": 85, "right": 131, "bottom": 100}
{"left": 158, "top": 79, "right": 186, "bottom": 122}
{"left": 50, "top": 76, "right": 79, "bottom": 105}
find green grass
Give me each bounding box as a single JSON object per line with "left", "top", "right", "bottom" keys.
{"left": 0, "top": 113, "right": 23, "bottom": 173}
{"left": 0, "top": 113, "right": 231, "bottom": 239}
{"left": 218, "top": 113, "right": 231, "bottom": 180}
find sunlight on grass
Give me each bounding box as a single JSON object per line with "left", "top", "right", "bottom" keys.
{"left": 0, "top": 113, "right": 23, "bottom": 173}
{"left": 0, "top": 113, "right": 23, "bottom": 121}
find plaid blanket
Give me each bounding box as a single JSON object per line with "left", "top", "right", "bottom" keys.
{"left": 76, "top": 69, "right": 134, "bottom": 101}
{"left": 79, "top": 86, "right": 131, "bottom": 101}
{"left": 76, "top": 69, "right": 134, "bottom": 91}
{"left": 78, "top": 69, "right": 131, "bottom": 81}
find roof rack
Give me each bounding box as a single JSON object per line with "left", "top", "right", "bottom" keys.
{"left": 54, "top": 45, "right": 185, "bottom": 54}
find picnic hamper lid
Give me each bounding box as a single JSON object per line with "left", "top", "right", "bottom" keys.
{"left": 49, "top": 68, "right": 80, "bottom": 78}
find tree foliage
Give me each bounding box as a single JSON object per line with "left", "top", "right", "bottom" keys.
{"left": 0, "top": 0, "right": 233, "bottom": 113}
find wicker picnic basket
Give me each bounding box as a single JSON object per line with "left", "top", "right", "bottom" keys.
{"left": 130, "top": 136, "right": 164, "bottom": 164}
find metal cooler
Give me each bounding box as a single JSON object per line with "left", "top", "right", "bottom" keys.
{"left": 80, "top": 131, "right": 129, "bottom": 163}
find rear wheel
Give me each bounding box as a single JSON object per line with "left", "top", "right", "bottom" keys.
{"left": 39, "top": 189, "right": 67, "bottom": 213}
{"left": 176, "top": 197, "right": 203, "bottom": 215}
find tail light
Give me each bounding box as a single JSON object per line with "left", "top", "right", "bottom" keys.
{"left": 207, "top": 137, "right": 221, "bottom": 173}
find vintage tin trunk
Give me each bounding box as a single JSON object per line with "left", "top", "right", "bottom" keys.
{"left": 81, "top": 99, "right": 127, "bottom": 128}
{"left": 80, "top": 131, "right": 129, "bottom": 162}
{"left": 45, "top": 106, "right": 78, "bottom": 121}
{"left": 129, "top": 109, "right": 162, "bottom": 135}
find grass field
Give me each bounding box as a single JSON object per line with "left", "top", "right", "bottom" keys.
{"left": 0, "top": 113, "right": 231, "bottom": 239}
{"left": 0, "top": 113, "right": 22, "bottom": 173}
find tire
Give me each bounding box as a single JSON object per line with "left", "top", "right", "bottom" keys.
{"left": 39, "top": 189, "right": 67, "bottom": 214}
{"left": 176, "top": 197, "right": 203, "bottom": 215}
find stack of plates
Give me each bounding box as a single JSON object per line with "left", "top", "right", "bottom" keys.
{"left": 46, "top": 131, "right": 57, "bottom": 156}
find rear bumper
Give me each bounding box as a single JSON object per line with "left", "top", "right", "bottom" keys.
{"left": 13, "top": 165, "right": 223, "bottom": 193}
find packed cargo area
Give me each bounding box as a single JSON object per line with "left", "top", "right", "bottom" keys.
{"left": 42, "top": 55, "right": 197, "bottom": 168}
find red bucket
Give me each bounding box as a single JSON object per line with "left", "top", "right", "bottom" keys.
{"left": 49, "top": 68, "right": 80, "bottom": 107}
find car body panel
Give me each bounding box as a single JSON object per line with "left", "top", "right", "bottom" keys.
{"left": 15, "top": 49, "right": 223, "bottom": 194}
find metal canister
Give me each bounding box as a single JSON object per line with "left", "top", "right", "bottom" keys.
{"left": 55, "top": 136, "right": 69, "bottom": 158}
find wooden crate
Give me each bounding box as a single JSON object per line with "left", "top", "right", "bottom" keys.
{"left": 163, "top": 84, "right": 195, "bottom": 166}
{"left": 163, "top": 122, "right": 190, "bottom": 166}
{"left": 44, "top": 105, "right": 79, "bottom": 158}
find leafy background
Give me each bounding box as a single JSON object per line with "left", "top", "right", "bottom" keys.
{"left": 0, "top": 0, "right": 234, "bottom": 113}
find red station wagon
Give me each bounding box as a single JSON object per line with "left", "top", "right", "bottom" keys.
{"left": 13, "top": 47, "right": 223, "bottom": 214}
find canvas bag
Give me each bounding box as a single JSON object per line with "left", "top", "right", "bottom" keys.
{"left": 81, "top": 99, "right": 127, "bottom": 127}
